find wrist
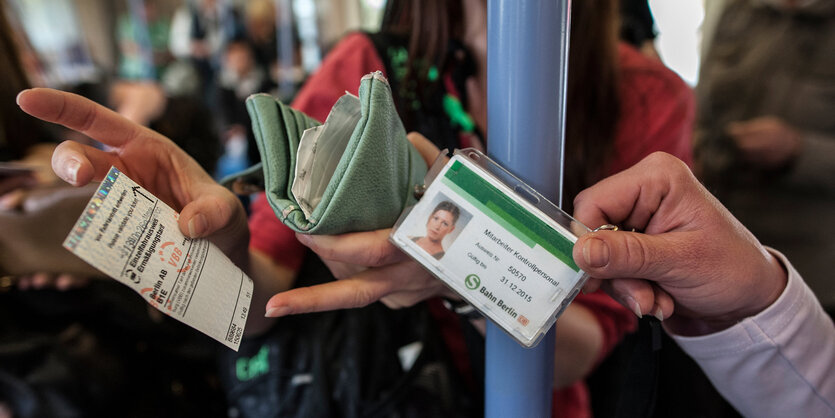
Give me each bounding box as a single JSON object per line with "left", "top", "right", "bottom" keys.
{"left": 666, "top": 250, "right": 788, "bottom": 337}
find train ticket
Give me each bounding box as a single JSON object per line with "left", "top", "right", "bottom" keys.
{"left": 64, "top": 167, "right": 253, "bottom": 350}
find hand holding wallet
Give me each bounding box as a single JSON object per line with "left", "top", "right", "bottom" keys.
{"left": 228, "top": 72, "right": 427, "bottom": 235}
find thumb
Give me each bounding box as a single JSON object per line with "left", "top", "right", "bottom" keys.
{"left": 573, "top": 231, "right": 677, "bottom": 281}
{"left": 407, "top": 132, "right": 443, "bottom": 167}
{"left": 177, "top": 186, "right": 242, "bottom": 239}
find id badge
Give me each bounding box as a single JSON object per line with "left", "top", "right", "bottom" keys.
{"left": 390, "top": 149, "right": 589, "bottom": 348}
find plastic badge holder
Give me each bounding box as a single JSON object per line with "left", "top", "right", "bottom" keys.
{"left": 390, "top": 148, "right": 590, "bottom": 348}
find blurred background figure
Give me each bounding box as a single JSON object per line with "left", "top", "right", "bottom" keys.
{"left": 619, "top": 0, "right": 659, "bottom": 59}
{"left": 116, "top": 0, "right": 172, "bottom": 81}
{"left": 169, "top": 0, "right": 243, "bottom": 105}
{"left": 214, "top": 38, "right": 274, "bottom": 177}
{"left": 695, "top": 0, "right": 835, "bottom": 314}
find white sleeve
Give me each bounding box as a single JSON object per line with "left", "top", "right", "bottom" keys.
{"left": 670, "top": 250, "right": 835, "bottom": 417}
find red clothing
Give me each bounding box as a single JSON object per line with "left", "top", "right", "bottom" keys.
{"left": 248, "top": 194, "right": 306, "bottom": 271}
{"left": 248, "top": 33, "right": 694, "bottom": 417}
{"left": 291, "top": 33, "right": 386, "bottom": 123}
{"left": 609, "top": 43, "right": 695, "bottom": 175}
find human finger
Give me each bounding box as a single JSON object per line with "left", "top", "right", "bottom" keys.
{"left": 178, "top": 188, "right": 238, "bottom": 238}
{"left": 573, "top": 152, "right": 691, "bottom": 232}
{"left": 651, "top": 285, "right": 675, "bottom": 320}
{"left": 177, "top": 184, "right": 248, "bottom": 260}
{"left": 380, "top": 284, "right": 445, "bottom": 309}
{"left": 581, "top": 277, "right": 602, "bottom": 294}
{"left": 51, "top": 140, "right": 125, "bottom": 186}
{"left": 601, "top": 278, "right": 657, "bottom": 318}
{"left": 17, "top": 88, "right": 149, "bottom": 148}
{"left": 407, "top": 131, "right": 444, "bottom": 167}
{"left": 295, "top": 229, "right": 409, "bottom": 267}
{"left": 574, "top": 230, "right": 693, "bottom": 283}
{"left": 379, "top": 268, "right": 445, "bottom": 309}
{"left": 264, "top": 261, "right": 425, "bottom": 316}
{"left": 319, "top": 258, "right": 367, "bottom": 280}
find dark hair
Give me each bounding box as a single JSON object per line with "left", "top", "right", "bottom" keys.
{"left": 0, "top": 5, "right": 45, "bottom": 160}
{"left": 431, "top": 201, "right": 461, "bottom": 225}
{"left": 564, "top": 0, "right": 621, "bottom": 211}
{"left": 380, "top": 0, "right": 464, "bottom": 97}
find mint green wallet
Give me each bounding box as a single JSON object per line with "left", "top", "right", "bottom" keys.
{"left": 232, "top": 72, "right": 427, "bottom": 235}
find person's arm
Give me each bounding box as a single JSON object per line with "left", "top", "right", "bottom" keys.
{"left": 17, "top": 88, "right": 293, "bottom": 336}
{"left": 553, "top": 290, "right": 639, "bottom": 388}
{"left": 571, "top": 151, "right": 835, "bottom": 414}
{"left": 670, "top": 250, "right": 835, "bottom": 417}
{"left": 726, "top": 116, "right": 835, "bottom": 190}
{"left": 552, "top": 303, "right": 605, "bottom": 388}
{"left": 784, "top": 130, "right": 835, "bottom": 190}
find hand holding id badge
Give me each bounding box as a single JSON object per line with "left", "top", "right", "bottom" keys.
{"left": 391, "top": 149, "right": 590, "bottom": 348}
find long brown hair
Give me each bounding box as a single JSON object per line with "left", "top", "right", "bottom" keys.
{"left": 0, "top": 2, "right": 42, "bottom": 160}
{"left": 379, "top": 0, "right": 464, "bottom": 94}
{"left": 564, "top": 0, "right": 621, "bottom": 209}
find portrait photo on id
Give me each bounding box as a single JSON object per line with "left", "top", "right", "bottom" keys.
{"left": 408, "top": 196, "right": 471, "bottom": 260}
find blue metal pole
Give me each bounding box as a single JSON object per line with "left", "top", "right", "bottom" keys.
{"left": 485, "top": 0, "right": 571, "bottom": 417}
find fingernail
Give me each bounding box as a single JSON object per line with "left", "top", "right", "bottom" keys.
{"left": 187, "top": 214, "right": 207, "bottom": 238}
{"left": 265, "top": 306, "right": 292, "bottom": 317}
{"left": 583, "top": 238, "right": 609, "bottom": 268}
{"left": 64, "top": 159, "right": 80, "bottom": 184}
{"left": 653, "top": 306, "right": 664, "bottom": 322}
{"left": 16, "top": 89, "right": 28, "bottom": 106}
{"left": 625, "top": 296, "right": 643, "bottom": 319}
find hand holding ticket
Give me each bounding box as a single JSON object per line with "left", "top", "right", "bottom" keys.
{"left": 65, "top": 167, "right": 253, "bottom": 350}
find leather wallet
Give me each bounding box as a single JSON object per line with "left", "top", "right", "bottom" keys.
{"left": 231, "top": 72, "right": 427, "bottom": 235}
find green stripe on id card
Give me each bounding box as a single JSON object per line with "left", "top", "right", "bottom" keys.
{"left": 442, "top": 160, "right": 578, "bottom": 271}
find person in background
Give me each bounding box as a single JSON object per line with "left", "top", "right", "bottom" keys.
{"left": 243, "top": 0, "right": 305, "bottom": 102}
{"left": 169, "top": 0, "right": 243, "bottom": 105}
{"left": 619, "top": 0, "right": 660, "bottom": 59}
{"left": 115, "top": 0, "right": 172, "bottom": 81}
{"left": 695, "top": 0, "right": 835, "bottom": 315}
{"left": 214, "top": 38, "right": 275, "bottom": 177}
{"left": 243, "top": 0, "right": 278, "bottom": 78}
